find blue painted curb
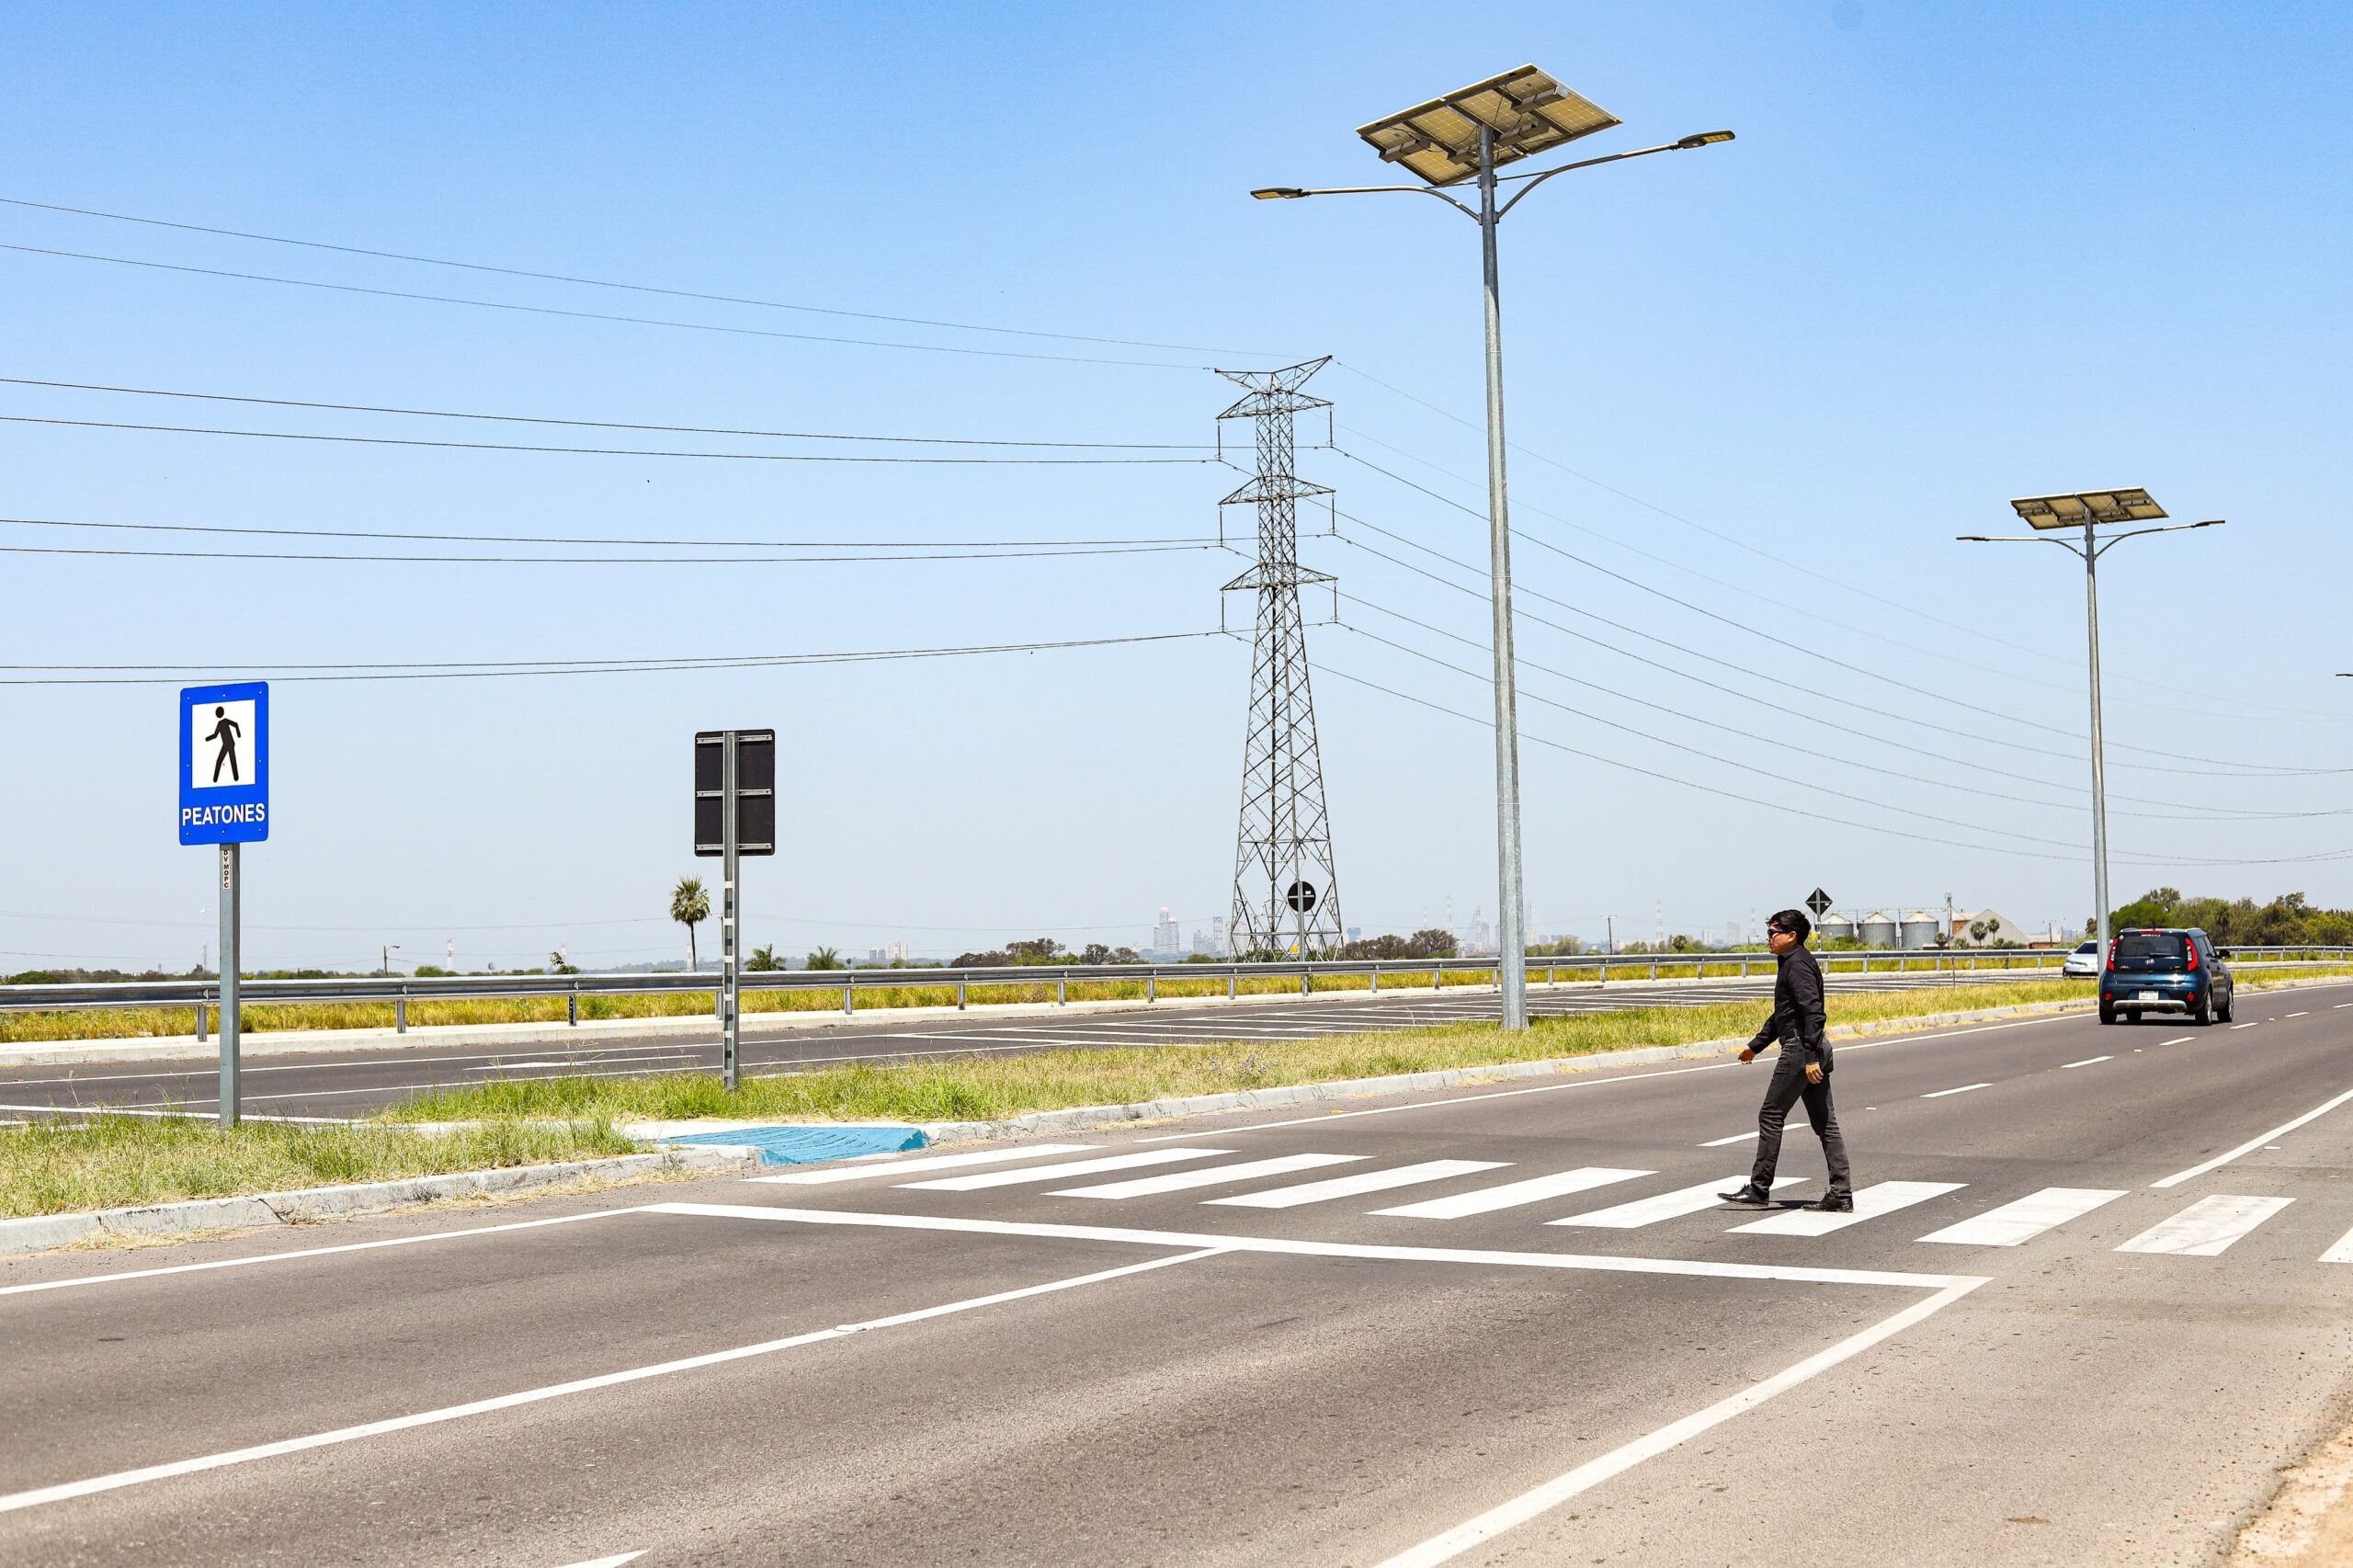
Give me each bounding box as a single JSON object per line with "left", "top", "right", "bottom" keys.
{"left": 660, "top": 1124, "right": 928, "bottom": 1166}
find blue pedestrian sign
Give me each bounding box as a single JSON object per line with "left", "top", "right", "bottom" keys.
{"left": 179, "top": 681, "right": 269, "bottom": 844}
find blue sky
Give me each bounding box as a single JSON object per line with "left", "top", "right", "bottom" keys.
{"left": 3, "top": 1, "right": 2348, "bottom": 971}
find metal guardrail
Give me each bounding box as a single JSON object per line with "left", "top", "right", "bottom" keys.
{"left": 5, "top": 947, "right": 2347, "bottom": 1036}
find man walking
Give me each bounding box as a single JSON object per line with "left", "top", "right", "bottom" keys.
{"left": 1720, "top": 908, "right": 1853, "bottom": 1212}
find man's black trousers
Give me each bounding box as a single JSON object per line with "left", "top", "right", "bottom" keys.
{"left": 1748, "top": 1054, "right": 1853, "bottom": 1198}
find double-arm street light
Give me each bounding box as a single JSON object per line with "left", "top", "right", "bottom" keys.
{"left": 1960, "top": 489, "right": 2224, "bottom": 959}
{"left": 1253, "top": 64, "right": 1733, "bottom": 1029}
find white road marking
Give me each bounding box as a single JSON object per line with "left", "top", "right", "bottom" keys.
{"left": 1051, "top": 1153, "right": 1363, "bottom": 1199}
{"left": 1732, "top": 1181, "right": 1964, "bottom": 1237}
{"left": 2287, "top": 1011, "right": 2310, "bottom": 1017}
{"left": 2159, "top": 1037, "right": 2193, "bottom": 1046}
{"left": 0, "top": 1244, "right": 1222, "bottom": 1517}
{"left": 2150, "top": 1085, "right": 2353, "bottom": 1187}
{"left": 1921, "top": 1083, "right": 1990, "bottom": 1098}
{"left": 1917, "top": 1187, "right": 2125, "bottom": 1247}
{"left": 902, "top": 1148, "right": 1229, "bottom": 1191}
{"left": 2318, "top": 1224, "right": 2353, "bottom": 1265}
{"left": 1373, "top": 1167, "right": 1654, "bottom": 1220}
{"left": 2117, "top": 1195, "right": 2291, "bottom": 1256}
{"left": 1370, "top": 1278, "right": 1986, "bottom": 1567}
{"left": 751, "top": 1143, "right": 1096, "bottom": 1185}
{"left": 654, "top": 1202, "right": 1978, "bottom": 1290}
{"left": 556, "top": 1554, "right": 646, "bottom": 1568}
{"left": 2232, "top": 1022, "right": 2259, "bottom": 1030}
{"left": 463, "top": 1062, "right": 574, "bottom": 1072}
{"left": 1206, "top": 1159, "right": 1509, "bottom": 1209}
{"left": 0, "top": 1208, "right": 645, "bottom": 1299}
{"left": 1549, "top": 1176, "right": 1805, "bottom": 1230}
{"left": 2060, "top": 1056, "right": 2113, "bottom": 1069}
{"left": 1698, "top": 1132, "right": 1755, "bottom": 1147}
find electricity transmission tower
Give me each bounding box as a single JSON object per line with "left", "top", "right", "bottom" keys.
{"left": 1218, "top": 356, "right": 1344, "bottom": 959}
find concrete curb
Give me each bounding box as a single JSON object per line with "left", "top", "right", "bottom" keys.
{"left": 913, "top": 997, "right": 2105, "bottom": 1143}
{"left": 0, "top": 1143, "right": 760, "bottom": 1258}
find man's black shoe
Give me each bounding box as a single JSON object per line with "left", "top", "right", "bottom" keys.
{"left": 1718, "top": 1185, "right": 1772, "bottom": 1207}
{"left": 1810, "top": 1194, "right": 1855, "bottom": 1213}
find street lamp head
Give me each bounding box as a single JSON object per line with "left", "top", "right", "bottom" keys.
{"left": 1676, "top": 130, "right": 1737, "bottom": 149}
{"left": 1251, "top": 187, "right": 1307, "bottom": 200}
{"left": 1358, "top": 64, "right": 1620, "bottom": 186}
{"left": 2010, "top": 488, "right": 2167, "bottom": 528}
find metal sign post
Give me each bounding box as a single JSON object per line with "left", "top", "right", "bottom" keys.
{"left": 695, "top": 729, "right": 776, "bottom": 1093}
{"left": 180, "top": 680, "right": 269, "bottom": 1129}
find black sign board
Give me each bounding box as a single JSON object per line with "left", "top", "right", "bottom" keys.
{"left": 1286, "top": 879, "right": 1318, "bottom": 914}
{"left": 694, "top": 730, "right": 777, "bottom": 856}
{"left": 1805, "top": 887, "right": 1833, "bottom": 917}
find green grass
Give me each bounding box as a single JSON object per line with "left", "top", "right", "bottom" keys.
{"left": 385, "top": 978, "right": 2099, "bottom": 1128}
{"left": 0, "top": 1115, "right": 642, "bottom": 1220}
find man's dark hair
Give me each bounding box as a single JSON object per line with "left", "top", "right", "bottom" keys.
{"left": 1768, "top": 908, "right": 1812, "bottom": 942}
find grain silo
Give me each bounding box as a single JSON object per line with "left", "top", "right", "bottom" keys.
{"left": 1859, "top": 910, "right": 1898, "bottom": 948}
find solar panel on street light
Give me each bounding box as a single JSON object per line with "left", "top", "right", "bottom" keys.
{"left": 2010, "top": 488, "right": 2168, "bottom": 528}
{"left": 1358, "top": 65, "right": 1620, "bottom": 187}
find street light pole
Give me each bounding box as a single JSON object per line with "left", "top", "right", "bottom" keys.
{"left": 1253, "top": 72, "right": 1731, "bottom": 1031}
{"left": 1959, "top": 490, "right": 2222, "bottom": 960}
{"left": 1475, "top": 125, "right": 1529, "bottom": 1028}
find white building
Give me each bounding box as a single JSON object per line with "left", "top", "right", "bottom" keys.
{"left": 1153, "top": 907, "right": 1180, "bottom": 954}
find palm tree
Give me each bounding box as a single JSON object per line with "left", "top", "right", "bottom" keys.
{"left": 804, "top": 946, "right": 845, "bottom": 971}
{"left": 670, "top": 876, "right": 710, "bottom": 970}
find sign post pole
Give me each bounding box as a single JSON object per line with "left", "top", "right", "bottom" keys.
{"left": 219, "top": 842, "right": 241, "bottom": 1128}
{"left": 722, "top": 732, "right": 741, "bottom": 1093}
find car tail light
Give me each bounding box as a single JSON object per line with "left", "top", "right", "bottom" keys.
{"left": 2185, "top": 941, "right": 2200, "bottom": 970}
{"left": 2106, "top": 937, "right": 2120, "bottom": 969}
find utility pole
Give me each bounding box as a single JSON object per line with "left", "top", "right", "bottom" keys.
{"left": 1606, "top": 915, "right": 1615, "bottom": 956}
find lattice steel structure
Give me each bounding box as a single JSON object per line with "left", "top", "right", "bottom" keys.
{"left": 1218, "top": 357, "right": 1344, "bottom": 959}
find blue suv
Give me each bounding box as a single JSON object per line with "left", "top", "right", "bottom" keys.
{"left": 2100, "top": 927, "right": 2234, "bottom": 1026}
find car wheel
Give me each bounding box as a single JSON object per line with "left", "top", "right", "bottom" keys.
{"left": 2098, "top": 1002, "right": 2117, "bottom": 1025}
{"left": 2192, "top": 998, "right": 2211, "bottom": 1027}
{"left": 2218, "top": 992, "right": 2234, "bottom": 1023}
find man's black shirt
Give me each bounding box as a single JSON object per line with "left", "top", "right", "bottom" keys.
{"left": 1747, "top": 943, "right": 1831, "bottom": 1071}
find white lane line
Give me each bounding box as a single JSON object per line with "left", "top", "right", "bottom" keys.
{"left": 2117, "top": 1195, "right": 2292, "bottom": 1256}
{"left": 0, "top": 1208, "right": 645, "bottom": 1299}
{"left": 2319, "top": 1224, "right": 2353, "bottom": 1265}
{"left": 0, "top": 1244, "right": 1222, "bottom": 1517}
{"left": 1732, "top": 1181, "right": 1964, "bottom": 1237}
{"left": 1921, "top": 1084, "right": 1991, "bottom": 1098}
{"left": 557, "top": 1554, "right": 646, "bottom": 1568}
{"left": 2232, "top": 1022, "right": 2260, "bottom": 1030}
{"left": 1698, "top": 1132, "right": 1754, "bottom": 1147}
{"left": 653, "top": 1203, "right": 1978, "bottom": 1290}
{"left": 2158, "top": 1037, "right": 2194, "bottom": 1047}
{"left": 2061, "top": 1056, "right": 2113, "bottom": 1070}
{"left": 751, "top": 1143, "right": 1096, "bottom": 1186}
{"left": 1550, "top": 1176, "right": 1806, "bottom": 1231}
{"left": 1051, "top": 1153, "right": 1364, "bottom": 1199}
{"left": 1373, "top": 1167, "right": 1654, "bottom": 1220}
{"left": 903, "top": 1148, "right": 1230, "bottom": 1191}
{"left": 1917, "top": 1187, "right": 2125, "bottom": 1247}
{"left": 1368, "top": 1278, "right": 1986, "bottom": 1568}
{"left": 2288, "top": 1011, "right": 2311, "bottom": 1017}
{"left": 2150, "top": 1085, "right": 2353, "bottom": 1187}
{"left": 462, "top": 1062, "right": 574, "bottom": 1072}
{"left": 1206, "top": 1159, "right": 1509, "bottom": 1210}
{"left": 1131, "top": 1009, "right": 2098, "bottom": 1142}
{"left": 2338, "top": 1003, "right": 2353, "bottom": 1008}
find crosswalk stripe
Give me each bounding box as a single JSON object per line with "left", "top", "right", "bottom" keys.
{"left": 1916, "top": 1187, "right": 2126, "bottom": 1246}
{"left": 2116, "top": 1195, "right": 2292, "bottom": 1256}
{"left": 752, "top": 1142, "right": 1096, "bottom": 1185}
{"left": 2318, "top": 1224, "right": 2353, "bottom": 1265}
{"left": 1548, "top": 1176, "right": 1805, "bottom": 1230}
{"left": 1205, "top": 1160, "right": 1510, "bottom": 1210}
{"left": 901, "top": 1148, "right": 1230, "bottom": 1191}
{"left": 1731, "top": 1181, "right": 1965, "bottom": 1236}
{"left": 1372, "top": 1167, "right": 1654, "bottom": 1220}
{"left": 1051, "top": 1153, "right": 1365, "bottom": 1199}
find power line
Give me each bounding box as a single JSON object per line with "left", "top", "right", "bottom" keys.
{"left": 0, "top": 242, "right": 1215, "bottom": 370}
{"left": 0, "top": 375, "right": 1205, "bottom": 450}
{"left": 0, "top": 539, "right": 1215, "bottom": 567}
{"left": 0, "top": 514, "right": 1216, "bottom": 551}
{"left": 0, "top": 412, "right": 1212, "bottom": 465}
{"left": 0, "top": 628, "right": 1226, "bottom": 685}
{"left": 0, "top": 194, "right": 1279, "bottom": 358}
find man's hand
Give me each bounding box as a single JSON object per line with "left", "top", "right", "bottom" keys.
{"left": 1804, "top": 1062, "right": 1824, "bottom": 1085}
{"left": 1737, "top": 1047, "right": 1756, "bottom": 1063}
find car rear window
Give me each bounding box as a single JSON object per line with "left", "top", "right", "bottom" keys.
{"left": 2117, "top": 934, "right": 2187, "bottom": 960}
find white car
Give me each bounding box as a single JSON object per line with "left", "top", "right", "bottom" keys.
{"left": 2061, "top": 939, "right": 2100, "bottom": 977}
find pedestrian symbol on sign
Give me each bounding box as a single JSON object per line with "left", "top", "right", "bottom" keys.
{"left": 205, "top": 707, "right": 244, "bottom": 782}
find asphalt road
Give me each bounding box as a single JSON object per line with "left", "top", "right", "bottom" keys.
{"left": 1, "top": 968, "right": 2040, "bottom": 1120}
{"left": 6, "top": 978, "right": 2352, "bottom": 1565}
